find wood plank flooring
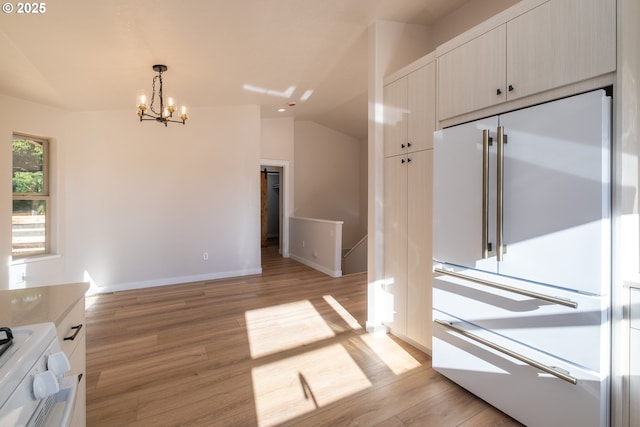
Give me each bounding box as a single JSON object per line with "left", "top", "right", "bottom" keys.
{"left": 85, "top": 246, "right": 523, "bottom": 427}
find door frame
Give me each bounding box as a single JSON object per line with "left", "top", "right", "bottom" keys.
{"left": 260, "top": 159, "right": 291, "bottom": 257}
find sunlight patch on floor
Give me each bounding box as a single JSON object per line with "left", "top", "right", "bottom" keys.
{"left": 245, "top": 300, "right": 335, "bottom": 358}
{"left": 323, "top": 295, "right": 362, "bottom": 330}
{"left": 360, "top": 333, "right": 422, "bottom": 375}
{"left": 251, "top": 343, "right": 372, "bottom": 427}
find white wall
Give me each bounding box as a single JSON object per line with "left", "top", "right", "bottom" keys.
{"left": 429, "top": 0, "right": 520, "bottom": 50}
{"left": 1, "top": 98, "right": 262, "bottom": 291}
{"left": 289, "top": 216, "right": 343, "bottom": 277}
{"left": 0, "top": 95, "right": 69, "bottom": 289}
{"left": 358, "top": 137, "right": 368, "bottom": 238}
{"left": 260, "top": 117, "right": 294, "bottom": 256}
{"left": 294, "top": 120, "right": 362, "bottom": 249}
{"left": 260, "top": 117, "right": 294, "bottom": 162}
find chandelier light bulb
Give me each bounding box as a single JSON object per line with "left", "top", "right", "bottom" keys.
{"left": 167, "top": 97, "right": 176, "bottom": 114}
{"left": 136, "top": 90, "right": 147, "bottom": 110}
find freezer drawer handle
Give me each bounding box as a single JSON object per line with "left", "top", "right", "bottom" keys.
{"left": 434, "top": 319, "right": 578, "bottom": 385}
{"left": 434, "top": 268, "right": 578, "bottom": 309}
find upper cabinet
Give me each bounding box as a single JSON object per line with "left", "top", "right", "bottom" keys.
{"left": 384, "top": 55, "right": 436, "bottom": 157}
{"left": 437, "top": 0, "right": 616, "bottom": 121}
{"left": 437, "top": 25, "right": 506, "bottom": 121}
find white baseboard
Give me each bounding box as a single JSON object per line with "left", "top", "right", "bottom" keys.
{"left": 289, "top": 254, "right": 342, "bottom": 278}
{"left": 90, "top": 268, "right": 263, "bottom": 294}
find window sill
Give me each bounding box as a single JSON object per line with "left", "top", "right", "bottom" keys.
{"left": 11, "top": 254, "right": 61, "bottom": 265}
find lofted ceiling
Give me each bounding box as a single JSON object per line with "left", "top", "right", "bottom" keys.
{"left": 0, "top": 0, "right": 469, "bottom": 139}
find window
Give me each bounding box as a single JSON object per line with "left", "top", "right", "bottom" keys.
{"left": 12, "top": 134, "right": 50, "bottom": 258}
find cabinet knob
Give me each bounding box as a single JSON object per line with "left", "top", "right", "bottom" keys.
{"left": 407, "top": 142, "right": 412, "bottom": 147}
{"left": 401, "top": 158, "right": 405, "bottom": 164}
{"left": 496, "top": 88, "right": 502, "bottom": 95}
{"left": 508, "top": 84, "right": 514, "bottom": 92}
{"left": 401, "top": 143, "right": 405, "bottom": 149}
{"left": 407, "top": 157, "right": 412, "bottom": 163}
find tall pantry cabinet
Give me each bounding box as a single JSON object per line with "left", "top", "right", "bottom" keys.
{"left": 382, "top": 54, "right": 435, "bottom": 352}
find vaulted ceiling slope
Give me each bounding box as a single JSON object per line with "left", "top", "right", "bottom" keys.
{"left": 0, "top": 0, "right": 468, "bottom": 139}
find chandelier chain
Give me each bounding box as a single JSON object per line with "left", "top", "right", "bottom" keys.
{"left": 150, "top": 74, "right": 160, "bottom": 116}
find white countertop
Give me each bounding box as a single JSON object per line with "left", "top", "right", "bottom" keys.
{"left": 0, "top": 283, "right": 89, "bottom": 328}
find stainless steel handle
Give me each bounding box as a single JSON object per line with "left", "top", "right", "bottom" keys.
{"left": 496, "top": 126, "right": 506, "bottom": 261}
{"left": 434, "top": 319, "right": 578, "bottom": 385}
{"left": 433, "top": 268, "right": 578, "bottom": 309}
{"left": 482, "top": 130, "right": 491, "bottom": 259}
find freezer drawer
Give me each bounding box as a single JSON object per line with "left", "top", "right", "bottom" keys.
{"left": 433, "top": 311, "right": 609, "bottom": 427}
{"left": 433, "top": 265, "right": 609, "bottom": 373}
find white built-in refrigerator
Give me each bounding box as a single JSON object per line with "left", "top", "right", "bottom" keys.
{"left": 432, "top": 89, "right": 611, "bottom": 427}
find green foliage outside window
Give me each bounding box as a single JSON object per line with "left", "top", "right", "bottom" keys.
{"left": 12, "top": 139, "right": 44, "bottom": 194}
{"left": 12, "top": 136, "right": 49, "bottom": 258}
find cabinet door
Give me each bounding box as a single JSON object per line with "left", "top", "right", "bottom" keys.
{"left": 406, "top": 149, "right": 432, "bottom": 349}
{"left": 632, "top": 328, "right": 640, "bottom": 427}
{"left": 438, "top": 25, "right": 506, "bottom": 121}
{"left": 505, "top": 1, "right": 552, "bottom": 100}
{"left": 433, "top": 116, "right": 499, "bottom": 273}
{"left": 384, "top": 78, "right": 408, "bottom": 158}
{"left": 407, "top": 63, "right": 436, "bottom": 152}
{"left": 507, "top": 0, "right": 616, "bottom": 100}
{"left": 383, "top": 155, "right": 408, "bottom": 334}
{"left": 498, "top": 90, "right": 611, "bottom": 295}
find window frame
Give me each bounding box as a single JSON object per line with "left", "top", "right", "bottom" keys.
{"left": 12, "top": 133, "right": 51, "bottom": 259}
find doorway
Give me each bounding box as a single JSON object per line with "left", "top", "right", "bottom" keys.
{"left": 259, "top": 159, "right": 290, "bottom": 260}
{"left": 260, "top": 167, "right": 281, "bottom": 248}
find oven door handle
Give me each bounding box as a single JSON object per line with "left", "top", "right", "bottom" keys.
{"left": 434, "top": 319, "right": 578, "bottom": 385}
{"left": 40, "top": 374, "right": 79, "bottom": 427}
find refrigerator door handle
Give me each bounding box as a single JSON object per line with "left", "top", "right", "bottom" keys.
{"left": 434, "top": 268, "right": 578, "bottom": 309}
{"left": 434, "top": 319, "right": 578, "bottom": 385}
{"left": 482, "top": 130, "right": 492, "bottom": 258}
{"left": 496, "top": 126, "right": 506, "bottom": 261}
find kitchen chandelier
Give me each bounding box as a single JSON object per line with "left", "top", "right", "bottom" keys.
{"left": 136, "top": 64, "right": 188, "bottom": 126}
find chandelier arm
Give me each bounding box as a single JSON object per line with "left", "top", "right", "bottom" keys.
{"left": 164, "top": 118, "right": 187, "bottom": 125}
{"left": 139, "top": 112, "right": 185, "bottom": 125}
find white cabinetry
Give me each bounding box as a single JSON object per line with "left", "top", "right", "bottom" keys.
{"left": 382, "top": 55, "right": 435, "bottom": 351}
{"left": 437, "top": 24, "right": 506, "bottom": 121}
{"left": 631, "top": 288, "right": 640, "bottom": 427}
{"left": 383, "top": 59, "right": 435, "bottom": 157}
{"left": 56, "top": 298, "right": 86, "bottom": 427}
{"left": 437, "top": 0, "right": 616, "bottom": 121}
{"left": 384, "top": 150, "right": 432, "bottom": 350}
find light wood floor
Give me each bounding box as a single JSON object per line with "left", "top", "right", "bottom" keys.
{"left": 85, "top": 246, "right": 523, "bottom": 427}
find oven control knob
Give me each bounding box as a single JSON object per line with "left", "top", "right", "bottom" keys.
{"left": 33, "top": 370, "right": 60, "bottom": 399}
{"left": 47, "top": 351, "right": 71, "bottom": 376}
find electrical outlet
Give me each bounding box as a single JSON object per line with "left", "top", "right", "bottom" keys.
{"left": 203, "top": 252, "right": 209, "bottom": 260}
